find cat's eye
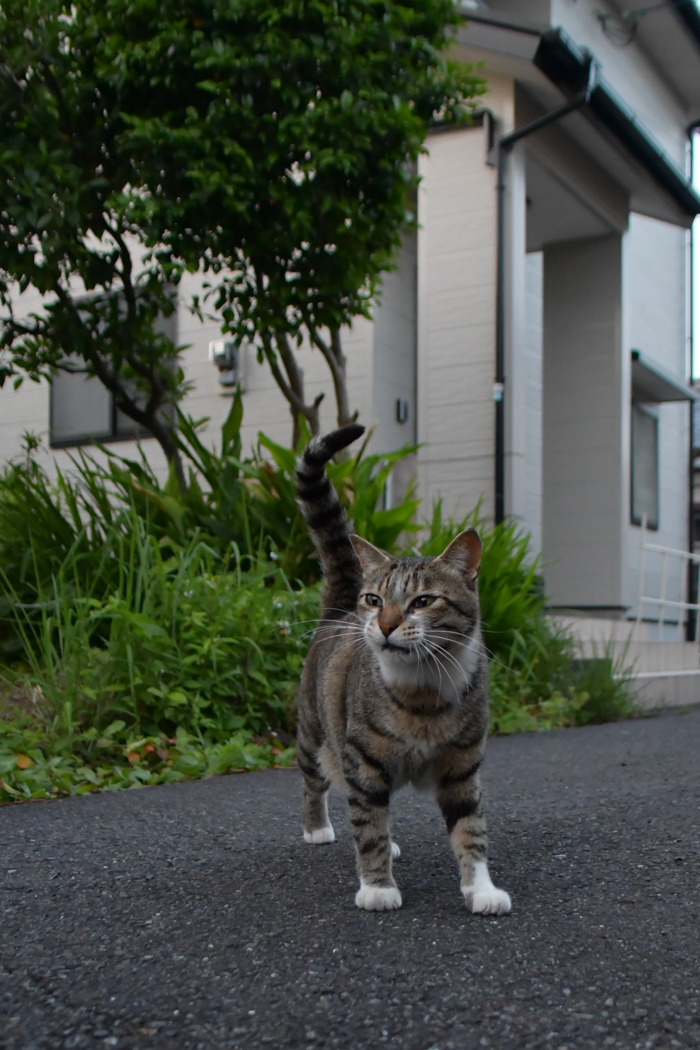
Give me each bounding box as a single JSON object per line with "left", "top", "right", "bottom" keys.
{"left": 413, "top": 595, "right": 437, "bottom": 608}
{"left": 364, "top": 593, "right": 383, "bottom": 607}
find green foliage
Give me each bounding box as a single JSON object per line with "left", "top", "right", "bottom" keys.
{"left": 245, "top": 424, "right": 420, "bottom": 580}
{"left": 0, "top": 415, "right": 636, "bottom": 807}
{"left": 0, "top": 0, "right": 188, "bottom": 475}
{"left": 2, "top": 522, "right": 317, "bottom": 740}
{"left": 0, "top": 399, "right": 419, "bottom": 619}
{"left": 90, "top": 0, "right": 484, "bottom": 342}
{"left": 0, "top": 514, "right": 311, "bottom": 804}
{"left": 0, "top": 718, "right": 295, "bottom": 805}
{"left": 0, "top": 0, "right": 483, "bottom": 459}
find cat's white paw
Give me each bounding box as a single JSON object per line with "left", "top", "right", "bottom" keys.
{"left": 303, "top": 825, "right": 335, "bottom": 844}
{"left": 465, "top": 886, "right": 512, "bottom": 915}
{"left": 390, "top": 840, "right": 401, "bottom": 860}
{"left": 461, "top": 861, "right": 511, "bottom": 915}
{"left": 355, "top": 882, "right": 402, "bottom": 911}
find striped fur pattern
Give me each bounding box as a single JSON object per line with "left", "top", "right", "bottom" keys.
{"left": 295, "top": 426, "right": 511, "bottom": 915}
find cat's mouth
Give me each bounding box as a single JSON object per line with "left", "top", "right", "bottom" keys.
{"left": 381, "top": 640, "right": 412, "bottom": 655}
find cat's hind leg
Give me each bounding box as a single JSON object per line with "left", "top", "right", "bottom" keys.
{"left": 435, "top": 751, "right": 511, "bottom": 916}
{"left": 297, "top": 737, "right": 335, "bottom": 844}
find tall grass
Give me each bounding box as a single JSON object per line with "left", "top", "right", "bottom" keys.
{"left": 0, "top": 411, "right": 635, "bottom": 803}
{"left": 2, "top": 519, "right": 317, "bottom": 740}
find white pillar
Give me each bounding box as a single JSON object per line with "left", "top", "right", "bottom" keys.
{"left": 542, "top": 233, "right": 625, "bottom": 611}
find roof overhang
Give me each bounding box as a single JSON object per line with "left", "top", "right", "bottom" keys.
{"left": 631, "top": 350, "right": 697, "bottom": 404}
{"left": 453, "top": 14, "right": 700, "bottom": 228}
{"left": 604, "top": 0, "right": 700, "bottom": 112}
{"left": 534, "top": 30, "right": 700, "bottom": 226}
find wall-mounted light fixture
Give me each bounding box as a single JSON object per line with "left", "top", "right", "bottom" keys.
{"left": 209, "top": 340, "right": 241, "bottom": 388}
{"left": 396, "top": 398, "right": 410, "bottom": 424}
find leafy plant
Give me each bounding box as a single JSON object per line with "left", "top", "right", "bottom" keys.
{"left": 244, "top": 424, "right": 420, "bottom": 581}
{"left": 0, "top": 407, "right": 637, "bottom": 809}
{"left": 2, "top": 522, "right": 317, "bottom": 741}
{"left": 90, "top": 0, "right": 483, "bottom": 440}
{"left": 0, "top": 0, "right": 191, "bottom": 483}
{"left": 0, "top": 716, "right": 295, "bottom": 805}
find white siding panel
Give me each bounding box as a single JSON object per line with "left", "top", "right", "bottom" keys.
{"left": 417, "top": 124, "right": 497, "bottom": 522}
{"left": 542, "top": 233, "right": 625, "bottom": 609}
{"left": 553, "top": 0, "right": 688, "bottom": 167}
{"left": 371, "top": 232, "right": 417, "bottom": 458}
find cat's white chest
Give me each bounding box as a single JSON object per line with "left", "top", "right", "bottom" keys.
{"left": 376, "top": 632, "right": 482, "bottom": 703}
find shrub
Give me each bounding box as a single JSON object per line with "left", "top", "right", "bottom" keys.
{"left": 2, "top": 520, "right": 317, "bottom": 740}
{"left": 0, "top": 515, "right": 314, "bottom": 803}
{"left": 0, "top": 398, "right": 420, "bottom": 616}
{"left": 0, "top": 406, "right": 635, "bottom": 806}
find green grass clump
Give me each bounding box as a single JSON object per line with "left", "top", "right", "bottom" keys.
{"left": 3, "top": 523, "right": 318, "bottom": 739}
{"left": 0, "top": 507, "right": 317, "bottom": 803}
{"left": 0, "top": 411, "right": 635, "bottom": 806}
{"left": 0, "top": 717, "right": 295, "bottom": 804}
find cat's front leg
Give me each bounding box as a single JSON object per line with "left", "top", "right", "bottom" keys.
{"left": 343, "top": 742, "right": 400, "bottom": 911}
{"left": 435, "top": 753, "right": 511, "bottom": 916}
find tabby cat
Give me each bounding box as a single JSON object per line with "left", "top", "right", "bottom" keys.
{"left": 295, "top": 423, "right": 511, "bottom": 915}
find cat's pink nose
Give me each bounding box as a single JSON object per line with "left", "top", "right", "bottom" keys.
{"left": 379, "top": 621, "right": 396, "bottom": 638}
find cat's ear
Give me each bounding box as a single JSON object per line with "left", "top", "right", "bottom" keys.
{"left": 350, "top": 534, "right": 392, "bottom": 574}
{"left": 436, "top": 528, "right": 482, "bottom": 587}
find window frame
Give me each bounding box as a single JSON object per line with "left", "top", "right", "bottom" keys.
{"left": 630, "top": 402, "right": 660, "bottom": 531}
{"left": 49, "top": 368, "right": 152, "bottom": 450}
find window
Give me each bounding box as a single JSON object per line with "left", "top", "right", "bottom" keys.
{"left": 49, "top": 360, "right": 151, "bottom": 448}
{"left": 49, "top": 306, "right": 177, "bottom": 449}
{"left": 631, "top": 404, "right": 659, "bottom": 530}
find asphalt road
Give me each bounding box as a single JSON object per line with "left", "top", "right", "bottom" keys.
{"left": 2, "top": 707, "right": 700, "bottom": 1050}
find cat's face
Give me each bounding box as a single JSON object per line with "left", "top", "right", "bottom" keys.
{"left": 350, "top": 531, "right": 482, "bottom": 689}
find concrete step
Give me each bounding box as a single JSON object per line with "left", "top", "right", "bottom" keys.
{"left": 550, "top": 615, "right": 700, "bottom": 710}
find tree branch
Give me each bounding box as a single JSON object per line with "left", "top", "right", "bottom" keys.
{"left": 306, "top": 321, "right": 356, "bottom": 429}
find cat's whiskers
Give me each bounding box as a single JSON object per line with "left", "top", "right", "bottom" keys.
{"left": 314, "top": 629, "right": 367, "bottom": 651}
{"left": 428, "top": 638, "right": 471, "bottom": 679}
{"left": 425, "top": 640, "right": 472, "bottom": 694}
{"left": 418, "top": 638, "right": 462, "bottom": 699}
{"left": 312, "top": 622, "right": 365, "bottom": 634}
{"left": 418, "top": 640, "right": 446, "bottom": 696}
{"left": 427, "top": 630, "right": 507, "bottom": 676}
{"left": 428, "top": 627, "right": 520, "bottom": 678}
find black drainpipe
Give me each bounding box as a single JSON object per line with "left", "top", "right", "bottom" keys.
{"left": 494, "top": 61, "right": 597, "bottom": 524}
{"left": 686, "top": 119, "right": 700, "bottom": 639}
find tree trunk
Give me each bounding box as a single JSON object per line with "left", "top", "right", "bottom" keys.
{"left": 306, "top": 325, "right": 358, "bottom": 456}
{"left": 261, "top": 330, "right": 324, "bottom": 446}
{"left": 82, "top": 350, "right": 187, "bottom": 492}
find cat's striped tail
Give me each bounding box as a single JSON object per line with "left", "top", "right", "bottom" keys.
{"left": 296, "top": 423, "right": 365, "bottom": 619}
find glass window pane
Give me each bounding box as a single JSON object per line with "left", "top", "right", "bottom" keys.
{"left": 50, "top": 364, "right": 113, "bottom": 446}
{"left": 631, "top": 405, "right": 659, "bottom": 529}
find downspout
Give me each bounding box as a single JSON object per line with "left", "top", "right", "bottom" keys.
{"left": 494, "top": 60, "right": 598, "bottom": 524}
{"left": 687, "top": 119, "right": 700, "bottom": 639}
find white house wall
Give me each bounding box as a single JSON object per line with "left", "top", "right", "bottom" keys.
{"left": 552, "top": 0, "right": 690, "bottom": 166}
{"left": 417, "top": 123, "right": 498, "bottom": 522}
{"left": 542, "top": 233, "right": 625, "bottom": 610}
{"left": 371, "top": 232, "right": 418, "bottom": 454}
{"left": 622, "top": 214, "right": 690, "bottom": 619}
{"left": 0, "top": 269, "right": 378, "bottom": 480}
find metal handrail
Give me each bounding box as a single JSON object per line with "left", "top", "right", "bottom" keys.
{"left": 637, "top": 512, "right": 700, "bottom": 643}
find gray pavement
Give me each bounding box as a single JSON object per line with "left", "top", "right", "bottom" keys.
{"left": 2, "top": 707, "right": 700, "bottom": 1050}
